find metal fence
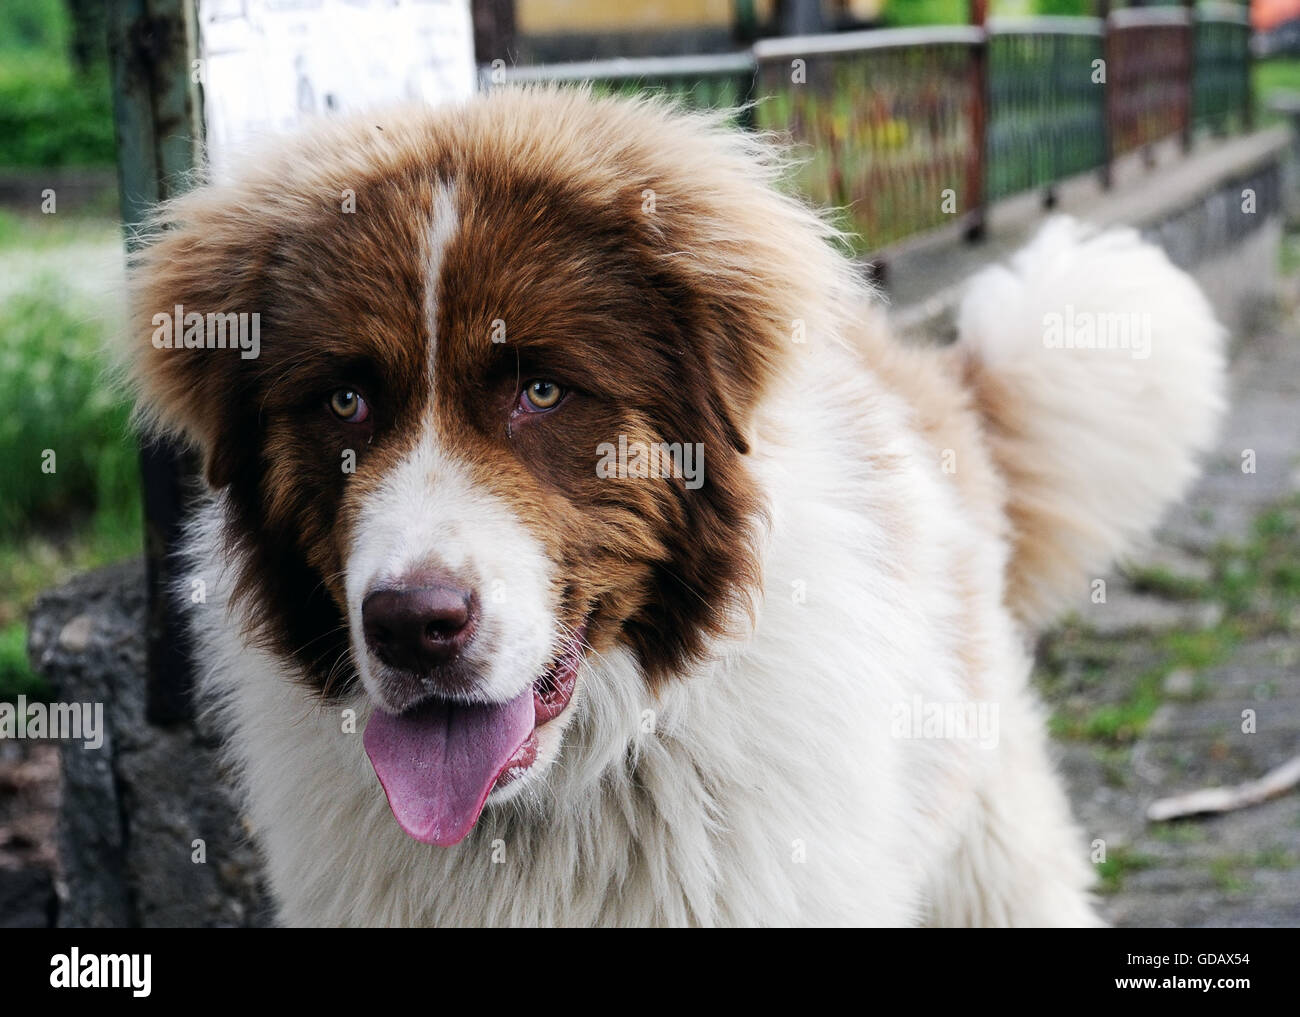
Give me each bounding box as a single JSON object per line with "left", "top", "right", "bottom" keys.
{"left": 485, "top": 4, "right": 1253, "bottom": 256}
{"left": 1194, "top": 3, "right": 1254, "bottom": 133}
{"left": 1107, "top": 7, "right": 1194, "bottom": 159}
{"left": 985, "top": 17, "right": 1106, "bottom": 202}
{"left": 482, "top": 52, "right": 757, "bottom": 125}
{"left": 753, "top": 28, "right": 983, "bottom": 250}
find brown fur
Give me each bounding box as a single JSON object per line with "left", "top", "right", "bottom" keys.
{"left": 125, "top": 88, "right": 862, "bottom": 695}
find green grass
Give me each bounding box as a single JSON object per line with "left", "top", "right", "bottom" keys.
{"left": 0, "top": 525, "right": 142, "bottom": 703}
{"left": 0, "top": 517, "right": 142, "bottom": 704}
{"left": 1125, "top": 564, "right": 1209, "bottom": 602}
{"left": 1254, "top": 57, "right": 1300, "bottom": 99}
{"left": 1151, "top": 822, "right": 1207, "bottom": 845}
{"left": 1052, "top": 664, "right": 1167, "bottom": 744}
{"left": 882, "top": 0, "right": 1115, "bottom": 25}
{"left": 0, "top": 282, "right": 138, "bottom": 537}
{"left": 1282, "top": 229, "right": 1300, "bottom": 276}
{"left": 0, "top": 207, "right": 120, "bottom": 252}
{"left": 1046, "top": 494, "right": 1300, "bottom": 746}
{"left": 1204, "top": 847, "right": 1300, "bottom": 894}
{"left": 1162, "top": 626, "right": 1240, "bottom": 672}
{"left": 1043, "top": 623, "right": 1239, "bottom": 744}
{"left": 1049, "top": 624, "right": 1246, "bottom": 746}
{"left": 1211, "top": 501, "right": 1300, "bottom": 614}
{"left": 1209, "top": 856, "right": 1251, "bottom": 893}
{"left": 1254, "top": 56, "right": 1300, "bottom": 125}
{"left": 1096, "top": 845, "right": 1158, "bottom": 895}
{"left": 0, "top": 214, "right": 141, "bottom": 701}
{"left": 1253, "top": 846, "right": 1300, "bottom": 870}
{"left": 881, "top": 0, "right": 968, "bottom": 27}
{"left": 0, "top": 620, "right": 48, "bottom": 699}
{"left": 0, "top": 0, "right": 130, "bottom": 697}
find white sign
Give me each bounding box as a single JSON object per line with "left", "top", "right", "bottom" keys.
{"left": 199, "top": 0, "right": 476, "bottom": 175}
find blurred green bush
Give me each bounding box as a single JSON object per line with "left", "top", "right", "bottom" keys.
{"left": 0, "top": 282, "right": 137, "bottom": 539}
{"left": 0, "top": 260, "right": 141, "bottom": 701}
{"left": 0, "top": 0, "right": 115, "bottom": 169}
{"left": 0, "top": 58, "right": 115, "bottom": 168}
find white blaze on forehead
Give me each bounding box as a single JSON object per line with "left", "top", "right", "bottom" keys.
{"left": 424, "top": 181, "right": 459, "bottom": 390}
{"left": 344, "top": 179, "right": 557, "bottom": 708}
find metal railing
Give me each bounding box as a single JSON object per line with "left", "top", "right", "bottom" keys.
{"left": 481, "top": 52, "right": 757, "bottom": 124}
{"left": 1195, "top": 3, "right": 1254, "bottom": 133}
{"left": 483, "top": 3, "right": 1253, "bottom": 256}
{"left": 753, "top": 28, "right": 983, "bottom": 250}
{"left": 985, "top": 18, "right": 1106, "bottom": 202}
{"left": 1107, "top": 7, "right": 1194, "bottom": 159}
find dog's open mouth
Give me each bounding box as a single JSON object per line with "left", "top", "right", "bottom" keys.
{"left": 362, "top": 622, "right": 587, "bottom": 846}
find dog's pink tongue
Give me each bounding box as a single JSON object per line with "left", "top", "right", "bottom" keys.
{"left": 363, "top": 690, "right": 534, "bottom": 847}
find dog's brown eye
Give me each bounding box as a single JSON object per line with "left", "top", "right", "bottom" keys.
{"left": 329, "top": 388, "right": 370, "bottom": 423}
{"left": 520, "top": 380, "right": 563, "bottom": 412}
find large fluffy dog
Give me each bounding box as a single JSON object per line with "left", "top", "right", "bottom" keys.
{"left": 124, "top": 88, "right": 1224, "bottom": 926}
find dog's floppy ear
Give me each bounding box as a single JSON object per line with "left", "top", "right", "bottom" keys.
{"left": 125, "top": 189, "right": 273, "bottom": 490}
{"left": 624, "top": 106, "right": 867, "bottom": 449}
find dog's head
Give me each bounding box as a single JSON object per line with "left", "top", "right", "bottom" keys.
{"left": 126, "top": 88, "right": 858, "bottom": 845}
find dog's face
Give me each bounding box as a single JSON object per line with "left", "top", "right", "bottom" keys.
{"left": 127, "top": 89, "right": 855, "bottom": 845}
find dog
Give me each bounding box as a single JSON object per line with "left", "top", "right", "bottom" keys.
{"left": 122, "top": 87, "right": 1225, "bottom": 926}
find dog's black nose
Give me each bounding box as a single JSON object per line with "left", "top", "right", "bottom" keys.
{"left": 362, "top": 578, "right": 477, "bottom": 674}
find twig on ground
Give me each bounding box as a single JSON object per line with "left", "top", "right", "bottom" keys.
{"left": 1147, "top": 754, "right": 1300, "bottom": 822}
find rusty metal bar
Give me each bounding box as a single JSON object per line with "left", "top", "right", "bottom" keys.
{"left": 1107, "top": 5, "right": 1193, "bottom": 166}
{"left": 753, "top": 28, "right": 981, "bottom": 256}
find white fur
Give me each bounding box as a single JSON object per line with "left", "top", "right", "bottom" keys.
{"left": 184, "top": 218, "right": 1222, "bottom": 926}
{"left": 956, "top": 217, "right": 1227, "bottom": 626}
{"left": 422, "top": 181, "right": 458, "bottom": 387}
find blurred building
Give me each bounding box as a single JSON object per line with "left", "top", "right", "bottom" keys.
{"left": 514, "top": 0, "right": 885, "bottom": 61}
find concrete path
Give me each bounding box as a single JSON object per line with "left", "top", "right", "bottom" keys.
{"left": 1044, "top": 303, "right": 1300, "bottom": 927}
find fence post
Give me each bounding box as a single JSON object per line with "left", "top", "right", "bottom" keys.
{"left": 471, "top": 0, "right": 516, "bottom": 68}
{"left": 966, "top": 0, "right": 988, "bottom": 242}
{"left": 738, "top": 62, "right": 758, "bottom": 131}
{"left": 1098, "top": 0, "right": 1113, "bottom": 189}
{"left": 1183, "top": 0, "right": 1196, "bottom": 153}
{"left": 106, "top": 0, "right": 203, "bottom": 725}
{"left": 1243, "top": 0, "right": 1255, "bottom": 131}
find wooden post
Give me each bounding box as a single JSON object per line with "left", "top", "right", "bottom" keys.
{"left": 471, "top": 0, "right": 517, "bottom": 66}
{"left": 107, "top": 0, "right": 204, "bottom": 725}
{"left": 966, "top": 0, "right": 988, "bottom": 242}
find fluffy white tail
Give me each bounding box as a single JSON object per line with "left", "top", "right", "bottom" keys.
{"left": 957, "top": 217, "right": 1227, "bottom": 629}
